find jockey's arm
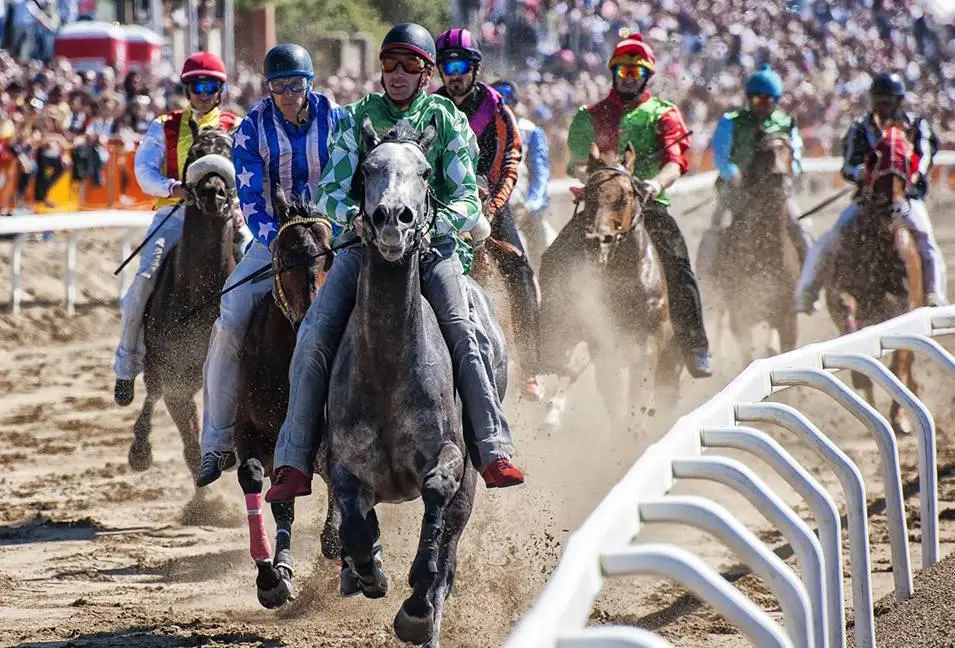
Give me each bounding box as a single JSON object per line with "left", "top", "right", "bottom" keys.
{"left": 233, "top": 117, "right": 277, "bottom": 250}
{"left": 315, "top": 110, "right": 361, "bottom": 236}
{"left": 913, "top": 116, "right": 937, "bottom": 179}
{"left": 438, "top": 109, "right": 482, "bottom": 235}
{"left": 134, "top": 118, "right": 179, "bottom": 198}
{"left": 649, "top": 107, "right": 691, "bottom": 194}
{"left": 526, "top": 126, "right": 551, "bottom": 213}
{"left": 566, "top": 106, "right": 596, "bottom": 181}
{"left": 840, "top": 121, "right": 867, "bottom": 184}
{"left": 711, "top": 114, "right": 739, "bottom": 181}
{"left": 485, "top": 104, "right": 523, "bottom": 219}
{"left": 790, "top": 125, "right": 804, "bottom": 176}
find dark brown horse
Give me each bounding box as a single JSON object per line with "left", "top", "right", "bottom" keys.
{"left": 825, "top": 123, "right": 923, "bottom": 435}
{"left": 128, "top": 129, "right": 237, "bottom": 478}
{"left": 707, "top": 130, "right": 801, "bottom": 364}
{"left": 233, "top": 188, "right": 337, "bottom": 609}
{"left": 538, "top": 142, "right": 681, "bottom": 428}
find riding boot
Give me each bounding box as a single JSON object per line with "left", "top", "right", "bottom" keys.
{"left": 644, "top": 203, "right": 712, "bottom": 378}
{"left": 492, "top": 205, "right": 543, "bottom": 398}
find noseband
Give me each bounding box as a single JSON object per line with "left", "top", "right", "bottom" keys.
{"left": 272, "top": 216, "right": 332, "bottom": 324}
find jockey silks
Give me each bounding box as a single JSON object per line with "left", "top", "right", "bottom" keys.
{"left": 156, "top": 105, "right": 239, "bottom": 208}
{"left": 711, "top": 108, "right": 800, "bottom": 179}
{"left": 567, "top": 89, "right": 690, "bottom": 206}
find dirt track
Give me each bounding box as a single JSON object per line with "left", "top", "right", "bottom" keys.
{"left": 3, "top": 186, "right": 955, "bottom": 648}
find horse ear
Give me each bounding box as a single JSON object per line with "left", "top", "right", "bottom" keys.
{"left": 588, "top": 142, "right": 601, "bottom": 166}
{"left": 419, "top": 116, "right": 438, "bottom": 155}
{"left": 274, "top": 185, "right": 289, "bottom": 223}
{"left": 361, "top": 116, "right": 380, "bottom": 150}
{"left": 622, "top": 143, "right": 637, "bottom": 174}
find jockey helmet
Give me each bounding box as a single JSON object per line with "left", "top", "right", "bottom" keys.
{"left": 491, "top": 80, "right": 517, "bottom": 106}
{"left": 745, "top": 64, "right": 783, "bottom": 98}
{"left": 870, "top": 72, "right": 906, "bottom": 97}
{"left": 608, "top": 34, "right": 656, "bottom": 73}
{"left": 181, "top": 51, "right": 228, "bottom": 83}
{"left": 436, "top": 28, "right": 483, "bottom": 63}
{"left": 380, "top": 23, "right": 437, "bottom": 66}
{"left": 265, "top": 44, "right": 314, "bottom": 81}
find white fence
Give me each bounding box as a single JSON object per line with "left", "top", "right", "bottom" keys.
{"left": 3, "top": 151, "right": 955, "bottom": 315}
{"left": 503, "top": 306, "right": 955, "bottom": 648}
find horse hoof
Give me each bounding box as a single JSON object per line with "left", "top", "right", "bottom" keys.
{"left": 359, "top": 567, "right": 389, "bottom": 599}
{"left": 257, "top": 575, "right": 294, "bottom": 609}
{"left": 340, "top": 563, "right": 361, "bottom": 598}
{"left": 128, "top": 441, "right": 153, "bottom": 472}
{"left": 394, "top": 604, "right": 435, "bottom": 645}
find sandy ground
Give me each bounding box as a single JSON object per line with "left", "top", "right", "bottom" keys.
{"left": 2, "top": 184, "right": 955, "bottom": 648}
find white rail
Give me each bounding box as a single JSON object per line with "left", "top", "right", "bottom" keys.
{"left": 3, "top": 152, "right": 955, "bottom": 314}
{"left": 504, "top": 307, "right": 955, "bottom": 648}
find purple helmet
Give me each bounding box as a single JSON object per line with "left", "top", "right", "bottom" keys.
{"left": 435, "top": 28, "right": 482, "bottom": 63}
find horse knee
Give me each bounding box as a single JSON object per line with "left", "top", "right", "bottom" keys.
{"left": 238, "top": 459, "right": 266, "bottom": 493}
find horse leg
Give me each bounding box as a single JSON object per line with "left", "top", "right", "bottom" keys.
{"left": 128, "top": 390, "right": 159, "bottom": 472}
{"left": 164, "top": 393, "right": 202, "bottom": 479}
{"left": 335, "top": 468, "right": 388, "bottom": 599}
{"left": 728, "top": 306, "right": 753, "bottom": 367}
{"left": 837, "top": 294, "right": 875, "bottom": 401}
{"left": 889, "top": 350, "right": 916, "bottom": 436}
{"left": 594, "top": 353, "right": 625, "bottom": 429}
{"left": 236, "top": 458, "right": 291, "bottom": 609}
{"left": 543, "top": 341, "right": 588, "bottom": 429}
{"left": 777, "top": 306, "right": 798, "bottom": 353}
{"left": 394, "top": 442, "right": 466, "bottom": 646}
{"left": 320, "top": 480, "right": 343, "bottom": 561}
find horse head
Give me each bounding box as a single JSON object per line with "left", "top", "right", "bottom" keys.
{"left": 860, "top": 123, "right": 913, "bottom": 219}
{"left": 182, "top": 128, "right": 236, "bottom": 221}
{"left": 744, "top": 129, "right": 794, "bottom": 194}
{"left": 359, "top": 116, "right": 437, "bottom": 263}
{"left": 577, "top": 141, "right": 647, "bottom": 265}
{"left": 271, "top": 185, "right": 334, "bottom": 327}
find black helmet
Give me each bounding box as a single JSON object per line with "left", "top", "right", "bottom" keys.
{"left": 265, "top": 44, "right": 314, "bottom": 81}
{"left": 491, "top": 80, "right": 517, "bottom": 106}
{"left": 380, "top": 23, "right": 436, "bottom": 66}
{"left": 870, "top": 72, "right": 906, "bottom": 97}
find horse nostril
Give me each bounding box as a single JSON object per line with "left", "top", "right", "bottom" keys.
{"left": 398, "top": 207, "right": 414, "bottom": 225}
{"left": 602, "top": 234, "right": 614, "bottom": 244}
{"left": 372, "top": 206, "right": 387, "bottom": 228}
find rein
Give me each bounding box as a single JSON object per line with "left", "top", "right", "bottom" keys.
{"left": 272, "top": 216, "right": 333, "bottom": 323}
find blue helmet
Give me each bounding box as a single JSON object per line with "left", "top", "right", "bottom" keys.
{"left": 745, "top": 64, "right": 783, "bottom": 98}
{"left": 264, "top": 44, "right": 314, "bottom": 81}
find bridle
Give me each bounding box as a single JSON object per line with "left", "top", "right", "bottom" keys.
{"left": 574, "top": 165, "right": 650, "bottom": 245}
{"left": 272, "top": 216, "right": 332, "bottom": 324}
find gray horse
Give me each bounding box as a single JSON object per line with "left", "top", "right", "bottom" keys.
{"left": 323, "top": 118, "right": 504, "bottom": 647}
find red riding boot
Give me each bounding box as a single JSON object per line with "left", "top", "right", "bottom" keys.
{"left": 482, "top": 458, "right": 526, "bottom": 488}
{"left": 265, "top": 466, "right": 312, "bottom": 503}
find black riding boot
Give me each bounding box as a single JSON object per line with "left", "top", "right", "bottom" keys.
{"left": 644, "top": 203, "right": 712, "bottom": 378}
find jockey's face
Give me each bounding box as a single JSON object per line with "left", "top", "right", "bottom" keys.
{"left": 612, "top": 64, "right": 650, "bottom": 97}
{"left": 439, "top": 58, "right": 477, "bottom": 100}
{"left": 381, "top": 53, "right": 430, "bottom": 107}
{"left": 871, "top": 94, "right": 902, "bottom": 121}
{"left": 186, "top": 78, "right": 222, "bottom": 115}
{"left": 749, "top": 94, "right": 775, "bottom": 119}
{"left": 268, "top": 75, "right": 309, "bottom": 123}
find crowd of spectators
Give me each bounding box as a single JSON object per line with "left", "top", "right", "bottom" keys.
{"left": 1, "top": 0, "right": 952, "bottom": 212}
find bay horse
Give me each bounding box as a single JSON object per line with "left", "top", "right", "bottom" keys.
{"left": 824, "top": 123, "right": 923, "bottom": 434}
{"left": 128, "top": 128, "right": 237, "bottom": 479}
{"left": 233, "top": 187, "right": 337, "bottom": 609}
{"left": 538, "top": 142, "right": 682, "bottom": 429}
{"left": 322, "top": 118, "right": 503, "bottom": 647}
{"left": 708, "top": 130, "right": 802, "bottom": 365}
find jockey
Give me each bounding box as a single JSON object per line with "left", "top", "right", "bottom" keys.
{"left": 566, "top": 35, "right": 712, "bottom": 378}
{"left": 709, "top": 64, "right": 812, "bottom": 262}
{"left": 795, "top": 72, "right": 944, "bottom": 312}
{"left": 491, "top": 79, "right": 552, "bottom": 266}
{"left": 265, "top": 23, "right": 525, "bottom": 503}
{"left": 434, "top": 29, "right": 544, "bottom": 400}
{"left": 114, "top": 52, "right": 243, "bottom": 407}
{"left": 194, "top": 43, "right": 344, "bottom": 487}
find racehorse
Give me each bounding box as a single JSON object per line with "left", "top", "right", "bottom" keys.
{"left": 824, "top": 123, "right": 923, "bottom": 435}
{"left": 233, "top": 187, "right": 338, "bottom": 609}
{"left": 322, "top": 118, "right": 504, "bottom": 647}
{"left": 538, "top": 142, "right": 682, "bottom": 428}
{"left": 706, "top": 130, "right": 801, "bottom": 364}
{"left": 127, "top": 128, "right": 237, "bottom": 479}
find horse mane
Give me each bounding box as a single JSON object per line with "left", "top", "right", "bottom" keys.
{"left": 382, "top": 120, "right": 424, "bottom": 144}
{"left": 184, "top": 127, "right": 234, "bottom": 170}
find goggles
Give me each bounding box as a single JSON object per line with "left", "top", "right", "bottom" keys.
{"left": 495, "top": 84, "right": 515, "bottom": 105}
{"left": 613, "top": 64, "right": 650, "bottom": 81}
{"left": 187, "top": 79, "right": 223, "bottom": 96}
{"left": 749, "top": 94, "right": 777, "bottom": 106}
{"left": 381, "top": 55, "right": 428, "bottom": 74}
{"left": 440, "top": 59, "right": 474, "bottom": 77}
{"left": 268, "top": 76, "right": 309, "bottom": 95}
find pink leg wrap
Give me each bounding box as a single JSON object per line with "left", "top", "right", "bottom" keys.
{"left": 245, "top": 493, "right": 272, "bottom": 562}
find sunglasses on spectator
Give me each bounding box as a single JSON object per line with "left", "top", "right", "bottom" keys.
{"left": 188, "top": 79, "right": 223, "bottom": 96}
{"left": 440, "top": 59, "right": 473, "bottom": 77}
{"left": 268, "top": 76, "right": 309, "bottom": 95}
{"left": 749, "top": 95, "right": 777, "bottom": 106}
{"left": 613, "top": 64, "right": 650, "bottom": 80}
{"left": 381, "top": 55, "right": 428, "bottom": 74}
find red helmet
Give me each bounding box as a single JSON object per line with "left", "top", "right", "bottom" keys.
{"left": 609, "top": 34, "right": 656, "bottom": 72}
{"left": 181, "top": 52, "right": 228, "bottom": 83}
